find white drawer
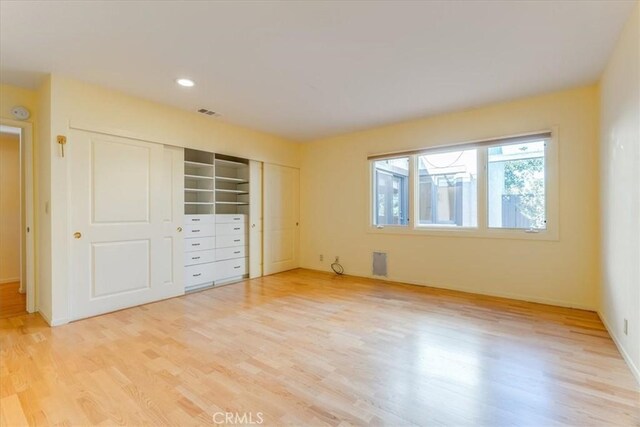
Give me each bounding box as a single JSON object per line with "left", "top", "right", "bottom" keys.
{"left": 216, "top": 222, "right": 245, "bottom": 235}
{"left": 185, "top": 237, "right": 215, "bottom": 252}
{"left": 185, "top": 215, "right": 215, "bottom": 224}
{"left": 184, "top": 249, "right": 216, "bottom": 266}
{"left": 185, "top": 262, "right": 215, "bottom": 287}
{"left": 185, "top": 223, "right": 215, "bottom": 238}
{"left": 215, "top": 246, "right": 246, "bottom": 261}
{"left": 216, "top": 214, "right": 247, "bottom": 224}
{"left": 214, "top": 257, "right": 247, "bottom": 281}
{"left": 216, "top": 234, "right": 245, "bottom": 248}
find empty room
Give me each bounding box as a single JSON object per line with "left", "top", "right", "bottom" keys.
{"left": 0, "top": 0, "right": 638, "bottom": 426}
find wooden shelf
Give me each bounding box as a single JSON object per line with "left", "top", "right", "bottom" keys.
{"left": 215, "top": 189, "right": 248, "bottom": 194}
{"left": 215, "top": 176, "right": 247, "bottom": 183}
{"left": 184, "top": 160, "right": 213, "bottom": 167}
{"left": 215, "top": 201, "right": 249, "bottom": 205}
{"left": 185, "top": 174, "right": 214, "bottom": 180}
{"left": 185, "top": 188, "right": 214, "bottom": 193}
{"left": 215, "top": 158, "right": 247, "bottom": 169}
{"left": 185, "top": 202, "right": 215, "bottom": 205}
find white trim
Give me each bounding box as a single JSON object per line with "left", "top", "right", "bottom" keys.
{"left": 37, "top": 309, "right": 69, "bottom": 327}
{"left": 304, "top": 266, "right": 596, "bottom": 310}
{"left": 0, "top": 277, "right": 20, "bottom": 285}
{"left": 369, "top": 127, "right": 559, "bottom": 241}
{"left": 598, "top": 312, "right": 640, "bottom": 387}
{"left": 0, "top": 118, "right": 35, "bottom": 313}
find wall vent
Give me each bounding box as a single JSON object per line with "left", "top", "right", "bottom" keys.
{"left": 372, "top": 252, "right": 387, "bottom": 277}
{"left": 197, "top": 108, "right": 219, "bottom": 116}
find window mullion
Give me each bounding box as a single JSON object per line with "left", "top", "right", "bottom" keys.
{"left": 477, "top": 147, "right": 488, "bottom": 232}
{"left": 409, "top": 154, "right": 416, "bottom": 229}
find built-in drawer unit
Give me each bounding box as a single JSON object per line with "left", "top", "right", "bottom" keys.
{"left": 184, "top": 249, "right": 216, "bottom": 266}
{"left": 216, "top": 222, "right": 245, "bottom": 236}
{"left": 216, "top": 234, "right": 245, "bottom": 248}
{"left": 185, "top": 262, "right": 216, "bottom": 287}
{"left": 214, "top": 257, "right": 247, "bottom": 281}
{"left": 215, "top": 214, "right": 246, "bottom": 224}
{"left": 185, "top": 236, "right": 215, "bottom": 252}
{"left": 185, "top": 214, "right": 215, "bottom": 224}
{"left": 185, "top": 223, "right": 215, "bottom": 238}
{"left": 215, "top": 246, "right": 246, "bottom": 261}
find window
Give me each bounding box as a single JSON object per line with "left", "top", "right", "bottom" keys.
{"left": 369, "top": 132, "right": 556, "bottom": 239}
{"left": 488, "top": 141, "right": 545, "bottom": 229}
{"left": 373, "top": 157, "right": 409, "bottom": 226}
{"left": 418, "top": 149, "right": 477, "bottom": 227}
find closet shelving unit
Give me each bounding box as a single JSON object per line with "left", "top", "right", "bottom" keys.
{"left": 184, "top": 150, "right": 215, "bottom": 215}
{"left": 183, "top": 149, "right": 250, "bottom": 292}
{"left": 214, "top": 154, "right": 250, "bottom": 214}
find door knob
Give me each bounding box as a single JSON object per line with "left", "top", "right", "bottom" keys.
{"left": 177, "top": 227, "right": 183, "bottom": 232}
{"left": 73, "top": 232, "right": 82, "bottom": 239}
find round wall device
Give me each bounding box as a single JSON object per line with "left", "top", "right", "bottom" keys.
{"left": 11, "top": 106, "right": 30, "bottom": 120}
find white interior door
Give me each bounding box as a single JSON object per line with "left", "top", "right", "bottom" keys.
{"left": 249, "top": 160, "right": 263, "bottom": 278}
{"left": 69, "top": 130, "right": 184, "bottom": 320}
{"left": 263, "top": 163, "right": 299, "bottom": 275}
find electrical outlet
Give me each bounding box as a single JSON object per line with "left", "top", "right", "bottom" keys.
{"left": 624, "top": 319, "right": 628, "bottom": 335}
{"left": 319, "top": 254, "right": 324, "bottom": 262}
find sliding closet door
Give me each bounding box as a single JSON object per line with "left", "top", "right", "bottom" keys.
{"left": 69, "top": 130, "right": 184, "bottom": 320}
{"left": 263, "top": 163, "right": 299, "bottom": 275}
{"left": 248, "top": 160, "right": 263, "bottom": 278}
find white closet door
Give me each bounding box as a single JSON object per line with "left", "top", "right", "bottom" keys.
{"left": 69, "top": 130, "right": 184, "bottom": 320}
{"left": 249, "top": 160, "right": 263, "bottom": 278}
{"left": 263, "top": 163, "right": 299, "bottom": 275}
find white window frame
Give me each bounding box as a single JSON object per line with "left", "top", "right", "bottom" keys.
{"left": 367, "top": 129, "right": 559, "bottom": 241}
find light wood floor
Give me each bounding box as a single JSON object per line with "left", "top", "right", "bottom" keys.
{"left": 1, "top": 269, "right": 638, "bottom": 426}
{"left": 0, "top": 282, "right": 25, "bottom": 320}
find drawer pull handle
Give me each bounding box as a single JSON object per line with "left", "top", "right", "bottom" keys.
{"left": 193, "top": 243, "right": 200, "bottom": 246}
{"left": 192, "top": 256, "right": 200, "bottom": 260}
{"left": 234, "top": 251, "right": 240, "bottom": 254}
{"left": 192, "top": 229, "right": 200, "bottom": 232}
{"left": 193, "top": 273, "right": 202, "bottom": 277}
{"left": 234, "top": 266, "right": 240, "bottom": 269}
{"left": 233, "top": 227, "right": 240, "bottom": 230}
{"left": 234, "top": 239, "right": 240, "bottom": 242}
{"left": 193, "top": 219, "right": 200, "bottom": 222}
{"left": 234, "top": 218, "right": 240, "bottom": 221}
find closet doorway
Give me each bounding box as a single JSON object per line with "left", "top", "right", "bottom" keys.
{"left": 0, "top": 121, "right": 34, "bottom": 318}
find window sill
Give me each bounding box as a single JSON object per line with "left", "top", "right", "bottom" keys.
{"left": 368, "top": 225, "right": 559, "bottom": 241}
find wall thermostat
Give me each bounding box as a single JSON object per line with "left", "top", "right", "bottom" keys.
{"left": 11, "top": 106, "right": 30, "bottom": 120}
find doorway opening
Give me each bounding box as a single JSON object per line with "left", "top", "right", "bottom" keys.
{"left": 0, "top": 122, "right": 34, "bottom": 318}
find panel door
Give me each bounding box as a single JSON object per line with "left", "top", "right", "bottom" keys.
{"left": 248, "top": 160, "right": 263, "bottom": 278}
{"left": 69, "top": 130, "right": 184, "bottom": 320}
{"left": 263, "top": 163, "right": 299, "bottom": 275}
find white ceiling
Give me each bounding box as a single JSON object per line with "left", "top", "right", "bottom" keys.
{"left": 0, "top": 1, "right": 635, "bottom": 141}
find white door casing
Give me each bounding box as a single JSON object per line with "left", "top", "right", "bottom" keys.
{"left": 264, "top": 163, "right": 299, "bottom": 275}
{"left": 69, "top": 130, "right": 184, "bottom": 320}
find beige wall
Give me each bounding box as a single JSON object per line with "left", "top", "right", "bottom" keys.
{"left": 599, "top": 2, "right": 640, "bottom": 382}
{"left": 300, "top": 85, "right": 600, "bottom": 309}
{"left": 44, "top": 75, "right": 301, "bottom": 324}
{"left": 0, "top": 132, "right": 20, "bottom": 283}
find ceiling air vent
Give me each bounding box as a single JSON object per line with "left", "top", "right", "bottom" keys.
{"left": 197, "top": 108, "right": 219, "bottom": 117}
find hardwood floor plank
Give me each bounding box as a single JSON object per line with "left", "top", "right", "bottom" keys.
{"left": 0, "top": 269, "right": 638, "bottom": 426}
{"left": 0, "top": 282, "right": 26, "bottom": 320}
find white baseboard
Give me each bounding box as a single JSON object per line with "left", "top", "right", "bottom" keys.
{"left": 37, "top": 310, "right": 68, "bottom": 327}
{"left": 598, "top": 311, "right": 640, "bottom": 387}
{"left": 301, "top": 265, "right": 596, "bottom": 311}
{"left": 0, "top": 277, "right": 20, "bottom": 285}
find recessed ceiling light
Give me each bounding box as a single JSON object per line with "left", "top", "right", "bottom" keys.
{"left": 176, "top": 78, "right": 195, "bottom": 87}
